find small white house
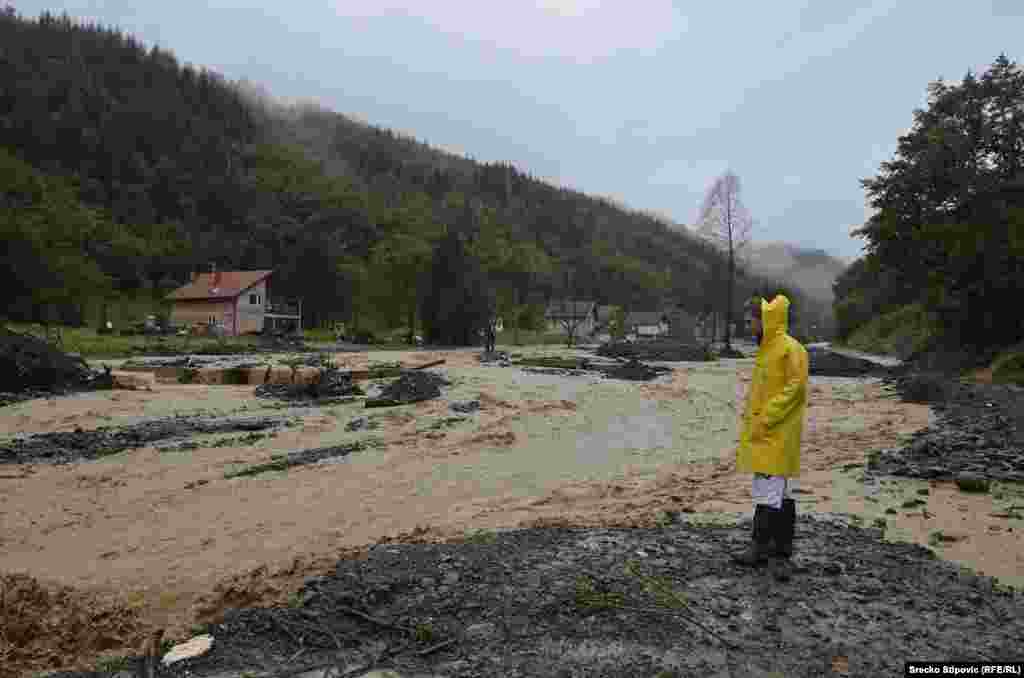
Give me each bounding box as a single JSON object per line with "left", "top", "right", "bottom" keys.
{"left": 624, "top": 311, "right": 669, "bottom": 340}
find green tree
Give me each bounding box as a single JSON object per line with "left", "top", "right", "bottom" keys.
{"left": 421, "top": 228, "right": 491, "bottom": 345}
{"left": 366, "top": 191, "right": 443, "bottom": 341}
{"left": 851, "top": 55, "right": 1024, "bottom": 348}
{"left": 470, "top": 207, "right": 552, "bottom": 345}
{"left": 0, "top": 148, "right": 114, "bottom": 320}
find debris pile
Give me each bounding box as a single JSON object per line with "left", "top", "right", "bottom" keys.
{"left": 345, "top": 416, "right": 380, "bottom": 432}
{"left": 867, "top": 380, "right": 1024, "bottom": 483}
{"left": 450, "top": 400, "right": 482, "bottom": 414}
{"left": 0, "top": 327, "right": 113, "bottom": 405}
{"left": 717, "top": 346, "right": 746, "bottom": 359}
{"left": 881, "top": 372, "right": 963, "bottom": 404}
{"left": 0, "top": 414, "right": 292, "bottom": 465}
{"left": 122, "top": 355, "right": 263, "bottom": 371}
{"left": 478, "top": 350, "right": 511, "bottom": 364}
{"left": 596, "top": 340, "right": 713, "bottom": 362}
{"left": 807, "top": 346, "right": 891, "bottom": 378}
{"left": 365, "top": 371, "right": 451, "bottom": 408}
{"left": 601, "top": 358, "right": 672, "bottom": 381}
{"left": 223, "top": 440, "right": 381, "bottom": 479}
{"left": 514, "top": 354, "right": 671, "bottom": 381}
{"left": 254, "top": 366, "right": 364, "bottom": 402}
{"left": 518, "top": 356, "right": 590, "bottom": 370}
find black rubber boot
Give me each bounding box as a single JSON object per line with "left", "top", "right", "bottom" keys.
{"left": 775, "top": 498, "right": 796, "bottom": 558}
{"left": 732, "top": 504, "right": 776, "bottom": 566}
{"left": 771, "top": 498, "right": 796, "bottom": 582}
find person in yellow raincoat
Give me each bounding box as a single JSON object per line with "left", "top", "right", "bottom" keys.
{"left": 733, "top": 294, "right": 809, "bottom": 581}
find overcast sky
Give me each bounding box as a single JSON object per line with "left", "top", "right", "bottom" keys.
{"left": 17, "top": 1, "right": 1024, "bottom": 260}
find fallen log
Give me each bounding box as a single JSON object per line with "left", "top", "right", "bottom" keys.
{"left": 412, "top": 358, "right": 446, "bottom": 370}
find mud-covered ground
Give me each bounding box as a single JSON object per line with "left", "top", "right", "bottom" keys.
{"left": 5, "top": 344, "right": 1024, "bottom": 677}
{"left": 870, "top": 373, "right": 1024, "bottom": 482}
{"left": 48, "top": 521, "right": 1024, "bottom": 678}
{"left": 0, "top": 413, "right": 298, "bottom": 465}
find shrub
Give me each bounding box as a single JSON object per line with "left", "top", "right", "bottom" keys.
{"left": 992, "top": 351, "right": 1024, "bottom": 385}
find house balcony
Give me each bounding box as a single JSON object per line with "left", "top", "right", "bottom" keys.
{"left": 265, "top": 298, "right": 301, "bottom": 318}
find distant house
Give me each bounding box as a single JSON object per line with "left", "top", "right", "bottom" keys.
{"left": 666, "top": 307, "right": 698, "bottom": 342}
{"left": 624, "top": 311, "right": 669, "bottom": 340}
{"left": 695, "top": 311, "right": 732, "bottom": 343}
{"left": 166, "top": 267, "right": 301, "bottom": 336}
{"left": 545, "top": 299, "right": 597, "bottom": 336}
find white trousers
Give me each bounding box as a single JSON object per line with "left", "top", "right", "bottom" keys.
{"left": 752, "top": 473, "right": 794, "bottom": 510}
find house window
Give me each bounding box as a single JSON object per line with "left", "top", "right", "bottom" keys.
{"left": 249, "top": 293, "right": 258, "bottom": 305}
{"left": 209, "top": 315, "right": 217, "bottom": 324}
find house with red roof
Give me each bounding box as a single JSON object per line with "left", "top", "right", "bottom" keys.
{"left": 166, "top": 265, "right": 300, "bottom": 336}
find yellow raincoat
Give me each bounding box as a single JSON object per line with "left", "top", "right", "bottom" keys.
{"left": 736, "top": 295, "right": 809, "bottom": 477}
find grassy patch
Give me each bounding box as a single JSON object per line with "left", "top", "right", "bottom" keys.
{"left": 496, "top": 329, "right": 574, "bottom": 347}
{"left": 840, "top": 304, "right": 938, "bottom": 359}
{"left": 463, "top": 528, "right": 497, "bottom": 545}
{"left": 5, "top": 323, "right": 264, "bottom": 358}
{"left": 93, "top": 655, "right": 130, "bottom": 673}
{"left": 413, "top": 620, "right": 436, "bottom": 643}
{"left": 992, "top": 349, "right": 1024, "bottom": 385}
{"left": 302, "top": 327, "right": 336, "bottom": 343}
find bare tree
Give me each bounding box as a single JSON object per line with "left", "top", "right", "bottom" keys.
{"left": 698, "top": 171, "right": 753, "bottom": 351}
{"left": 559, "top": 306, "right": 591, "bottom": 348}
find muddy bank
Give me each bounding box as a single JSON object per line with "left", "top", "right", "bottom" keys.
{"left": 596, "top": 340, "right": 713, "bottom": 362}
{"left": 0, "top": 573, "right": 150, "bottom": 678}
{"left": 58, "top": 519, "right": 1024, "bottom": 678}
{"left": 0, "top": 414, "right": 296, "bottom": 465}
{"left": 870, "top": 375, "right": 1024, "bottom": 482}
{"left": 807, "top": 345, "right": 894, "bottom": 378}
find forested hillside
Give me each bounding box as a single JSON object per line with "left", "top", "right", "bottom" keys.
{"left": 2, "top": 7, "right": 807, "bottom": 341}
{"left": 835, "top": 55, "right": 1024, "bottom": 354}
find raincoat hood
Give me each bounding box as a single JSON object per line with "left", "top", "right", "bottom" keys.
{"left": 761, "top": 295, "right": 790, "bottom": 344}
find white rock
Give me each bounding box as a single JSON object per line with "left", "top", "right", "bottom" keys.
{"left": 162, "top": 634, "right": 214, "bottom": 666}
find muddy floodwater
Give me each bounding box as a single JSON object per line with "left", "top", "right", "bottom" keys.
{"left": 1, "top": 346, "right": 1021, "bottom": 673}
